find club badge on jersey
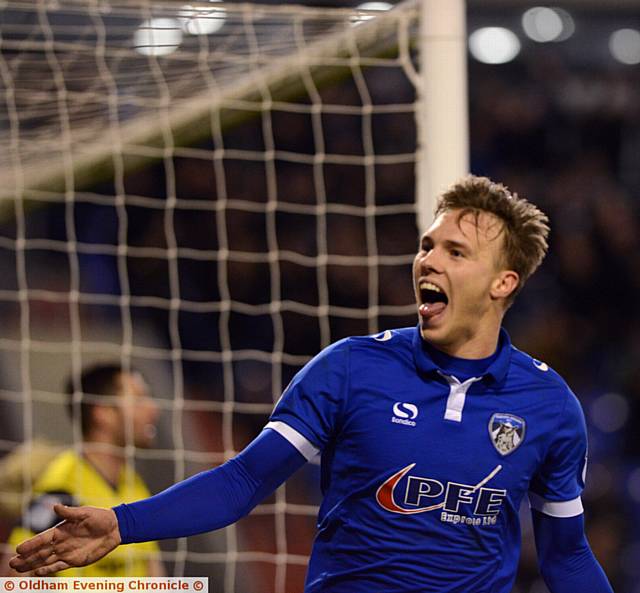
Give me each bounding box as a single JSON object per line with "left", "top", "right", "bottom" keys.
{"left": 489, "top": 413, "right": 526, "bottom": 455}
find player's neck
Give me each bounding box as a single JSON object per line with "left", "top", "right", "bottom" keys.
{"left": 82, "top": 442, "right": 125, "bottom": 489}
{"left": 428, "top": 324, "right": 501, "bottom": 359}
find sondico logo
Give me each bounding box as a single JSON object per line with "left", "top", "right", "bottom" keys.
{"left": 392, "top": 402, "right": 418, "bottom": 427}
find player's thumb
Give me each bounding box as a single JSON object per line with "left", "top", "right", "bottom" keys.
{"left": 53, "top": 503, "right": 84, "bottom": 521}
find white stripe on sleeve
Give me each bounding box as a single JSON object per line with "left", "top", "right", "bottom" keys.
{"left": 528, "top": 492, "right": 584, "bottom": 518}
{"left": 265, "top": 421, "right": 320, "bottom": 462}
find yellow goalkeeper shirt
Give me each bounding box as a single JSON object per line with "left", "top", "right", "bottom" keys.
{"left": 9, "top": 449, "right": 160, "bottom": 577}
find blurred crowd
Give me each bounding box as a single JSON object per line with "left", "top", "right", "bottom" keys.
{"left": 1, "top": 6, "right": 639, "bottom": 593}
{"left": 469, "top": 50, "right": 640, "bottom": 593}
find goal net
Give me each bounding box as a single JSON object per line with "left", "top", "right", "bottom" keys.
{"left": 0, "top": 1, "right": 466, "bottom": 591}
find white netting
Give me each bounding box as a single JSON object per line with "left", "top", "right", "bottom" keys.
{"left": 0, "top": 1, "right": 428, "bottom": 591}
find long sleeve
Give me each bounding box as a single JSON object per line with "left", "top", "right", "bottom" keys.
{"left": 532, "top": 509, "right": 613, "bottom": 593}
{"left": 114, "top": 428, "right": 307, "bottom": 543}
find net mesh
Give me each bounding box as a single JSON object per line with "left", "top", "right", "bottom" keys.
{"left": 0, "top": 1, "right": 422, "bottom": 591}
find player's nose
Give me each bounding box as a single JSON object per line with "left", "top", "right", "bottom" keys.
{"left": 418, "top": 246, "right": 444, "bottom": 274}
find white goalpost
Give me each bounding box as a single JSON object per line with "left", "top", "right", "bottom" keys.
{"left": 0, "top": 1, "right": 467, "bottom": 591}
{"left": 417, "top": 0, "right": 468, "bottom": 230}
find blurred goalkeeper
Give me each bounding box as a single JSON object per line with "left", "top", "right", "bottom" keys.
{"left": 11, "top": 176, "right": 613, "bottom": 592}
{"left": 5, "top": 363, "right": 163, "bottom": 577}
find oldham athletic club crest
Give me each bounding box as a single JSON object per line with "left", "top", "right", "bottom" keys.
{"left": 489, "top": 413, "right": 525, "bottom": 455}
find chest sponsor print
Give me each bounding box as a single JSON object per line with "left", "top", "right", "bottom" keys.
{"left": 375, "top": 463, "right": 506, "bottom": 526}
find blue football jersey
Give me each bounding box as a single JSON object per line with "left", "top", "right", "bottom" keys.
{"left": 267, "top": 326, "right": 588, "bottom": 593}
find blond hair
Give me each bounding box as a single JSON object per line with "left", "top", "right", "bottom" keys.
{"left": 435, "top": 175, "right": 549, "bottom": 305}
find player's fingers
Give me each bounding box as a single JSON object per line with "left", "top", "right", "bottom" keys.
{"left": 9, "top": 546, "right": 56, "bottom": 573}
{"left": 34, "top": 560, "right": 71, "bottom": 576}
{"left": 8, "top": 556, "right": 31, "bottom": 572}
{"left": 14, "top": 528, "right": 54, "bottom": 555}
{"left": 51, "top": 539, "right": 80, "bottom": 559}
{"left": 14, "top": 542, "right": 55, "bottom": 568}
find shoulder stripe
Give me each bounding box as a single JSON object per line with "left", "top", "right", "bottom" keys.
{"left": 528, "top": 492, "right": 583, "bottom": 517}
{"left": 264, "top": 421, "right": 320, "bottom": 461}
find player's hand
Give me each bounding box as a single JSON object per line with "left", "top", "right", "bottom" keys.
{"left": 8, "top": 504, "right": 121, "bottom": 576}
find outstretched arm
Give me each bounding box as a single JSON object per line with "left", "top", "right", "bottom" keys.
{"left": 532, "top": 509, "right": 614, "bottom": 593}
{"left": 11, "top": 428, "right": 308, "bottom": 575}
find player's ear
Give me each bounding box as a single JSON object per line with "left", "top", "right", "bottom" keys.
{"left": 490, "top": 270, "right": 519, "bottom": 302}
{"left": 89, "top": 402, "right": 118, "bottom": 432}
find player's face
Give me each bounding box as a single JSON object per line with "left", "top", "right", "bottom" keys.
{"left": 115, "top": 372, "right": 159, "bottom": 449}
{"left": 413, "top": 209, "right": 516, "bottom": 358}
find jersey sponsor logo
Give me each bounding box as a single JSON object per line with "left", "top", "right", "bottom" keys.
{"left": 392, "top": 402, "right": 418, "bottom": 426}
{"left": 375, "top": 463, "right": 505, "bottom": 526}
{"left": 489, "top": 413, "right": 526, "bottom": 455}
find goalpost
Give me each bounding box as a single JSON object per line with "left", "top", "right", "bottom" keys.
{"left": 0, "top": 1, "right": 467, "bottom": 591}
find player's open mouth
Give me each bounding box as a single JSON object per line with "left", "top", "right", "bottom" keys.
{"left": 418, "top": 280, "right": 448, "bottom": 319}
